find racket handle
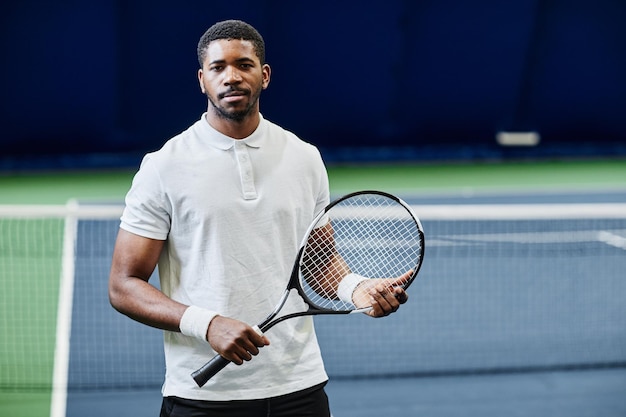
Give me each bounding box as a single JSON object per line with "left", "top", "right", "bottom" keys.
{"left": 191, "top": 354, "right": 230, "bottom": 387}
{"left": 191, "top": 326, "right": 264, "bottom": 387}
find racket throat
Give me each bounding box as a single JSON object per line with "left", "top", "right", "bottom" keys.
{"left": 257, "top": 290, "right": 291, "bottom": 331}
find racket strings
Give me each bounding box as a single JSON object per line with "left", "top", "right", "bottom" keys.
{"left": 299, "top": 194, "right": 423, "bottom": 312}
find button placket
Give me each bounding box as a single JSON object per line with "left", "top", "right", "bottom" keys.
{"left": 234, "top": 142, "right": 257, "bottom": 200}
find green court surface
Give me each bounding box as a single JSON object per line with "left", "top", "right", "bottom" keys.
{"left": 1, "top": 158, "right": 624, "bottom": 417}
{"left": 0, "top": 219, "right": 64, "bottom": 417}
{"left": 0, "top": 393, "right": 52, "bottom": 417}
{"left": 1, "top": 159, "right": 625, "bottom": 204}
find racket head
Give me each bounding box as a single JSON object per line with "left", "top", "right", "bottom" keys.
{"left": 296, "top": 190, "right": 425, "bottom": 312}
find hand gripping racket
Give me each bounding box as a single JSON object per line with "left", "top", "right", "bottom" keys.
{"left": 191, "top": 190, "right": 425, "bottom": 387}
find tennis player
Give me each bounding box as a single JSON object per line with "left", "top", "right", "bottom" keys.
{"left": 108, "top": 19, "right": 408, "bottom": 417}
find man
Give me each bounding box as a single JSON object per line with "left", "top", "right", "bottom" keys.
{"left": 109, "top": 19, "right": 408, "bottom": 417}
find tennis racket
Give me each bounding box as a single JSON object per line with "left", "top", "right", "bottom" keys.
{"left": 191, "top": 190, "right": 425, "bottom": 387}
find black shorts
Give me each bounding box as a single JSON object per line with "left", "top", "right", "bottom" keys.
{"left": 160, "top": 382, "right": 331, "bottom": 417}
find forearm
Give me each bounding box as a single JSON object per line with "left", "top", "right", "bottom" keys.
{"left": 325, "top": 252, "right": 351, "bottom": 298}
{"left": 109, "top": 229, "right": 189, "bottom": 332}
{"left": 109, "top": 273, "right": 187, "bottom": 332}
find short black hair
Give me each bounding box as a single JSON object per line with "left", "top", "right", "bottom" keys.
{"left": 197, "top": 20, "right": 266, "bottom": 67}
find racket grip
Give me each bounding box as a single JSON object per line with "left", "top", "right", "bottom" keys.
{"left": 191, "top": 354, "right": 231, "bottom": 387}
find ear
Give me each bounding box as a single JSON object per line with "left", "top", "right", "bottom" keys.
{"left": 262, "top": 64, "right": 271, "bottom": 90}
{"left": 198, "top": 68, "right": 206, "bottom": 94}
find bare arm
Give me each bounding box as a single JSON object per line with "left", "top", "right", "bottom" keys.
{"left": 302, "top": 222, "right": 409, "bottom": 317}
{"left": 108, "top": 228, "right": 186, "bottom": 331}
{"left": 301, "top": 222, "right": 350, "bottom": 298}
{"left": 108, "top": 228, "right": 268, "bottom": 364}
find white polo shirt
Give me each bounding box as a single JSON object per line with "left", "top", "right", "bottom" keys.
{"left": 120, "top": 114, "right": 330, "bottom": 401}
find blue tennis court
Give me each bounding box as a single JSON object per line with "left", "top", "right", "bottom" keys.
{"left": 56, "top": 189, "right": 626, "bottom": 417}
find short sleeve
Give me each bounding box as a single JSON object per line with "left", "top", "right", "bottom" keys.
{"left": 120, "top": 155, "right": 171, "bottom": 240}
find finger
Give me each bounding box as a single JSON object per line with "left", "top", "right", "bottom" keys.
{"left": 389, "top": 269, "right": 413, "bottom": 286}
{"left": 221, "top": 327, "right": 269, "bottom": 364}
{"left": 232, "top": 351, "right": 251, "bottom": 365}
{"left": 221, "top": 342, "right": 250, "bottom": 365}
{"left": 239, "top": 328, "right": 270, "bottom": 357}
{"left": 241, "top": 341, "right": 260, "bottom": 357}
{"left": 368, "top": 285, "right": 399, "bottom": 316}
{"left": 229, "top": 352, "right": 245, "bottom": 365}
{"left": 367, "top": 299, "right": 396, "bottom": 317}
{"left": 366, "top": 299, "right": 385, "bottom": 318}
{"left": 393, "top": 287, "right": 409, "bottom": 304}
{"left": 231, "top": 340, "right": 262, "bottom": 365}
{"left": 249, "top": 326, "right": 271, "bottom": 347}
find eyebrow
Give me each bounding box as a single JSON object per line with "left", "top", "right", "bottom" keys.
{"left": 209, "top": 57, "right": 256, "bottom": 66}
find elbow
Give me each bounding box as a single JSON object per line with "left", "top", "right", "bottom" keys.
{"left": 108, "top": 274, "right": 128, "bottom": 314}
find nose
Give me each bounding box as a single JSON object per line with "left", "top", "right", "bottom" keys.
{"left": 224, "top": 66, "right": 242, "bottom": 85}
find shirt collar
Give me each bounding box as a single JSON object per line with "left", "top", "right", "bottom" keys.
{"left": 198, "top": 113, "right": 265, "bottom": 150}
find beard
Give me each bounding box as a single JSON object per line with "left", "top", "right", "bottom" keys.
{"left": 206, "top": 84, "right": 263, "bottom": 122}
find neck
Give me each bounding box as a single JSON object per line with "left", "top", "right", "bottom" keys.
{"left": 205, "top": 109, "right": 260, "bottom": 139}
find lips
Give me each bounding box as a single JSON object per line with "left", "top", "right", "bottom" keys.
{"left": 220, "top": 89, "right": 248, "bottom": 100}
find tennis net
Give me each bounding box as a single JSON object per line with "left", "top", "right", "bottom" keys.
{"left": 1, "top": 201, "right": 625, "bottom": 392}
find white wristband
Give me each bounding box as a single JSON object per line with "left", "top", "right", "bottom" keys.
{"left": 179, "top": 305, "right": 219, "bottom": 342}
{"left": 337, "top": 273, "right": 368, "bottom": 304}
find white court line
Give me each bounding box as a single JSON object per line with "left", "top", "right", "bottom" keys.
{"left": 50, "top": 201, "right": 79, "bottom": 417}
{"left": 429, "top": 230, "right": 626, "bottom": 248}
{"left": 0, "top": 204, "right": 123, "bottom": 218}
{"left": 1, "top": 203, "right": 624, "bottom": 220}
{"left": 430, "top": 230, "right": 626, "bottom": 244}
{"left": 412, "top": 203, "right": 626, "bottom": 220}
{"left": 597, "top": 231, "right": 626, "bottom": 250}
{"left": 329, "top": 203, "right": 626, "bottom": 225}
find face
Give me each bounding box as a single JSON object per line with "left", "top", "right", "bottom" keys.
{"left": 198, "top": 39, "right": 270, "bottom": 122}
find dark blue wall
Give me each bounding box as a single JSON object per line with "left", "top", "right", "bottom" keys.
{"left": 1, "top": 1, "right": 625, "bottom": 169}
